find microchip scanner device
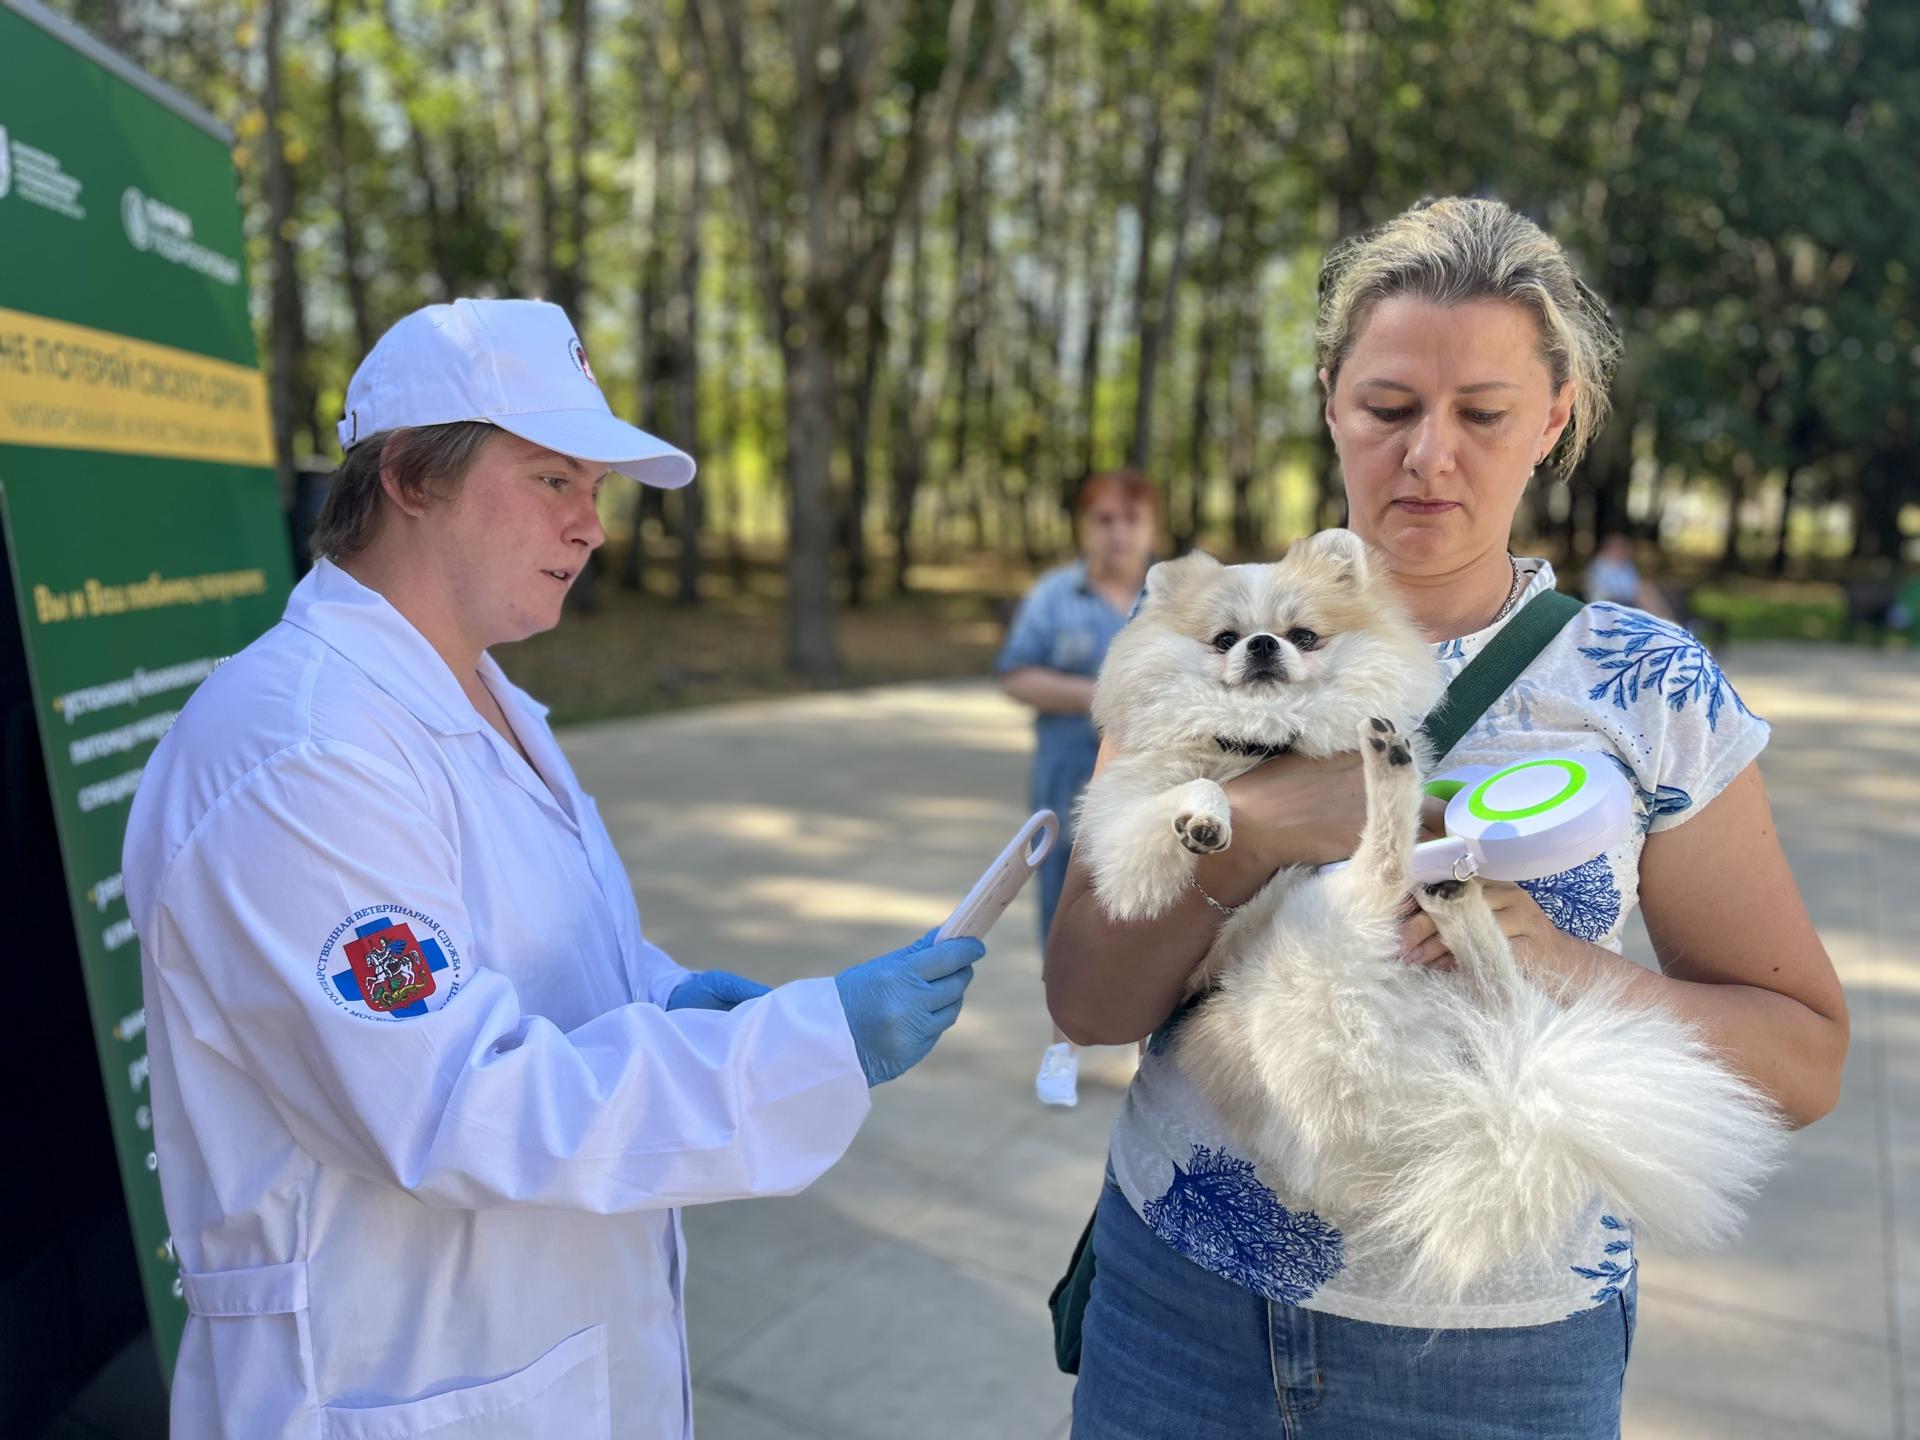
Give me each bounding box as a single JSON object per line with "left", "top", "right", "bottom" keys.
{"left": 1323, "top": 751, "right": 1635, "bottom": 886}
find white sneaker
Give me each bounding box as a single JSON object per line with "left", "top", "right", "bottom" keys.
{"left": 1036, "top": 1043, "right": 1079, "bottom": 1107}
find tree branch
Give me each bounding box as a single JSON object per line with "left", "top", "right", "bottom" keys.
{"left": 688, "top": 0, "right": 791, "bottom": 340}
{"left": 844, "top": 0, "right": 1011, "bottom": 313}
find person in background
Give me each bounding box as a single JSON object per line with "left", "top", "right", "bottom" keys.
{"left": 1587, "top": 530, "right": 1673, "bottom": 617}
{"left": 997, "top": 470, "right": 1157, "bottom": 1106}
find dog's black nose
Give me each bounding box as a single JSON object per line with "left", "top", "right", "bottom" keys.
{"left": 1247, "top": 634, "right": 1281, "bottom": 659}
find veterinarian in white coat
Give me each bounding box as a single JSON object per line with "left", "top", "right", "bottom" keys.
{"left": 122, "top": 299, "right": 983, "bottom": 1439}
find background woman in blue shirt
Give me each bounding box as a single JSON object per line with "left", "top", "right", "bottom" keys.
{"left": 997, "top": 470, "right": 1157, "bottom": 1106}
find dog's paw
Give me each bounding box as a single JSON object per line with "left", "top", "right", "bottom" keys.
{"left": 1360, "top": 716, "right": 1414, "bottom": 768}
{"left": 1174, "top": 810, "right": 1232, "bottom": 855}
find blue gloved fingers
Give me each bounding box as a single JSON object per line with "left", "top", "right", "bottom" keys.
{"left": 833, "top": 934, "right": 980, "bottom": 1087}
{"left": 711, "top": 972, "right": 772, "bottom": 1007}
{"left": 920, "top": 964, "right": 976, "bottom": 1011}
{"left": 910, "top": 936, "right": 985, "bottom": 982}
{"left": 666, "top": 970, "right": 771, "bottom": 1011}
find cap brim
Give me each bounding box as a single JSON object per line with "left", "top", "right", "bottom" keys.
{"left": 489, "top": 408, "right": 696, "bottom": 489}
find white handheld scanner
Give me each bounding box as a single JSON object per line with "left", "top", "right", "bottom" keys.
{"left": 936, "top": 810, "right": 1061, "bottom": 942}
{"left": 1408, "top": 752, "right": 1633, "bottom": 884}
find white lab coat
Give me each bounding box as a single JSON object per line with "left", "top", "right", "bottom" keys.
{"left": 121, "top": 559, "right": 871, "bottom": 1439}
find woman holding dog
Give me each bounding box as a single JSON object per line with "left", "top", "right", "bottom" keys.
{"left": 1046, "top": 197, "right": 1848, "bottom": 1437}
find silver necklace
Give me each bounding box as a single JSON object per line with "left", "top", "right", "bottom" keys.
{"left": 1490, "top": 555, "right": 1524, "bottom": 626}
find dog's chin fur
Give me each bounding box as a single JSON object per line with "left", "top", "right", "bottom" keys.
{"left": 1077, "top": 529, "right": 1786, "bottom": 1301}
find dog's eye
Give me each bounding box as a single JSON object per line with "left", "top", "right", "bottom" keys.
{"left": 1288, "top": 628, "right": 1322, "bottom": 651}
{"left": 1211, "top": 630, "right": 1240, "bottom": 652}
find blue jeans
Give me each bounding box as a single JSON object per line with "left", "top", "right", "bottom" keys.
{"left": 1073, "top": 1182, "right": 1634, "bottom": 1439}
{"left": 1031, "top": 731, "right": 1101, "bottom": 947}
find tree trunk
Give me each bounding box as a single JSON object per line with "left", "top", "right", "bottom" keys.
{"left": 524, "top": 0, "right": 558, "bottom": 298}
{"left": 946, "top": 145, "right": 983, "bottom": 557}
{"left": 550, "top": 0, "right": 590, "bottom": 317}
{"left": 674, "top": 133, "right": 705, "bottom": 607}
{"left": 1129, "top": 0, "right": 1236, "bottom": 472}
{"left": 1229, "top": 289, "right": 1265, "bottom": 552}
{"left": 1076, "top": 217, "right": 1113, "bottom": 490}
{"left": 1718, "top": 455, "right": 1751, "bottom": 573}
{"left": 488, "top": 0, "right": 548, "bottom": 295}
{"left": 785, "top": 328, "right": 842, "bottom": 681}
{"left": 842, "top": 308, "right": 884, "bottom": 609}
{"left": 890, "top": 199, "right": 931, "bottom": 595}
{"left": 1850, "top": 452, "right": 1906, "bottom": 561}
{"left": 623, "top": 109, "right": 668, "bottom": 592}
{"left": 325, "top": 0, "right": 374, "bottom": 357}
{"left": 1770, "top": 467, "right": 1796, "bottom": 577}
{"left": 724, "top": 287, "right": 752, "bottom": 593}
{"left": 261, "top": 0, "right": 313, "bottom": 493}
{"left": 1123, "top": 6, "right": 1169, "bottom": 472}
{"left": 378, "top": 0, "right": 452, "bottom": 298}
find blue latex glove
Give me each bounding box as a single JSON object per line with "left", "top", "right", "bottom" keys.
{"left": 666, "top": 970, "right": 772, "bottom": 1012}
{"left": 832, "top": 929, "right": 985, "bottom": 1087}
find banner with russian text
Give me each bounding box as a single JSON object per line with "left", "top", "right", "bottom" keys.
{"left": 0, "top": 2, "right": 291, "bottom": 1380}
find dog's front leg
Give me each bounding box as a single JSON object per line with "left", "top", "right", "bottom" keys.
{"left": 1080, "top": 766, "right": 1232, "bottom": 921}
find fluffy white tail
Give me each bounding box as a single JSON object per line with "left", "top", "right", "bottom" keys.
{"left": 1362, "top": 976, "right": 1788, "bottom": 1298}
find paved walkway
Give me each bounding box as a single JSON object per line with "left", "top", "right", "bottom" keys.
{"left": 558, "top": 642, "right": 1919, "bottom": 1440}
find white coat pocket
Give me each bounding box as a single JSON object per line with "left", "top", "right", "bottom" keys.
{"left": 320, "top": 1325, "right": 610, "bottom": 1440}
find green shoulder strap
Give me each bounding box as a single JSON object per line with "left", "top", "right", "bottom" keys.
{"left": 1418, "top": 589, "right": 1584, "bottom": 763}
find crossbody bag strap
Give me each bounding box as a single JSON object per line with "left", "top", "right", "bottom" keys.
{"left": 1418, "top": 588, "right": 1584, "bottom": 764}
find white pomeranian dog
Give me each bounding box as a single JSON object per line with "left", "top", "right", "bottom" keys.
{"left": 1078, "top": 528, "right": 1785, "bottom": 1297}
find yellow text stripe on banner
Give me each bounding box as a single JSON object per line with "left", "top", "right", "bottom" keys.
{"left": 0, "top": 307, "right": 273, "bottom": 467}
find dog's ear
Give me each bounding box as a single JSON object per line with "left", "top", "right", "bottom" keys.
{"left": 1140, "top": 549, "right": 1223, "bottom": 610}
{"left": 1297, "top": 528, "right": 1371, "bottom": 586}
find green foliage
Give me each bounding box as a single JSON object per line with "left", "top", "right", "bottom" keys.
{"left": 49, "top": 0, "right": 1920, "bottom": 573}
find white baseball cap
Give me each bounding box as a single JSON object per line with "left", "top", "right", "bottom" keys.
{"left": 336, "top": 298, "right": 695, "bottom": 489}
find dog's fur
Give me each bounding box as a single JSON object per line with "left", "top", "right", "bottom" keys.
{"left": 1079, "top": 530, "right": 1785, "bottom": 1297}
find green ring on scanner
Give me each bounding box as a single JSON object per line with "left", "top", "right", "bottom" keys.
{"left": 1466, "top": 757, "right": 1587, "bottom": 822}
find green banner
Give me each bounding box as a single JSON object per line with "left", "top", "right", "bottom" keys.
{"left": 0, "top": 1, "right": 290, "bottom": 1380}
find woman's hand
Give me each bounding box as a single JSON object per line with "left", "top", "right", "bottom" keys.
{"left": 1397, "top": 880, "right": 1588, "bottom": 976}
{"left": 1218, "top": 751, "right": 1450, "bottom": 887}
{"left": 1217, "top": 750, "right": 1368, "bottom": 877}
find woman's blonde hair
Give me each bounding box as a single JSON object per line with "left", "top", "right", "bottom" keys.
{"left": 1315, "top": 197, "right": 1622, "bottom": 474}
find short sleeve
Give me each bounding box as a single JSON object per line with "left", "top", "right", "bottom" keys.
{"left": 1575, "top": 605, "right": 1769, "bottom": 834}
{"left": 996, "top": 574, "right": 1063, "bottom": 673}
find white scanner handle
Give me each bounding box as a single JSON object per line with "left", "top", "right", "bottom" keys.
{"left": 936, "top": 810, "right": 1060, "bottom": 942}
{"left": 1407, "top": 835, "right": 1481, "bottom": 884}
{"left": 1318, "top": 836, "right": 1478, "bottom": 883}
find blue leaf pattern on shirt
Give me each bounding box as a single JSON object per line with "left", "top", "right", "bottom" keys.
{"left": 1600, "top": 753, "right": 1693, "bottom": 834}
{"left": 1143, "top": 1146, "right": 1344, "bottom": 1304}
{"left": 1434, "top": 637, "right": 1467, "bottom": 663}
{"left": 1519, "top": 856, "right": 1623, "bottom": 942}
{"left": 1573, "top": 1214, "right": 1636, "bottom": 1303}
{"left": 1579, "top": 605, "right": 1752, "bottom": 730}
